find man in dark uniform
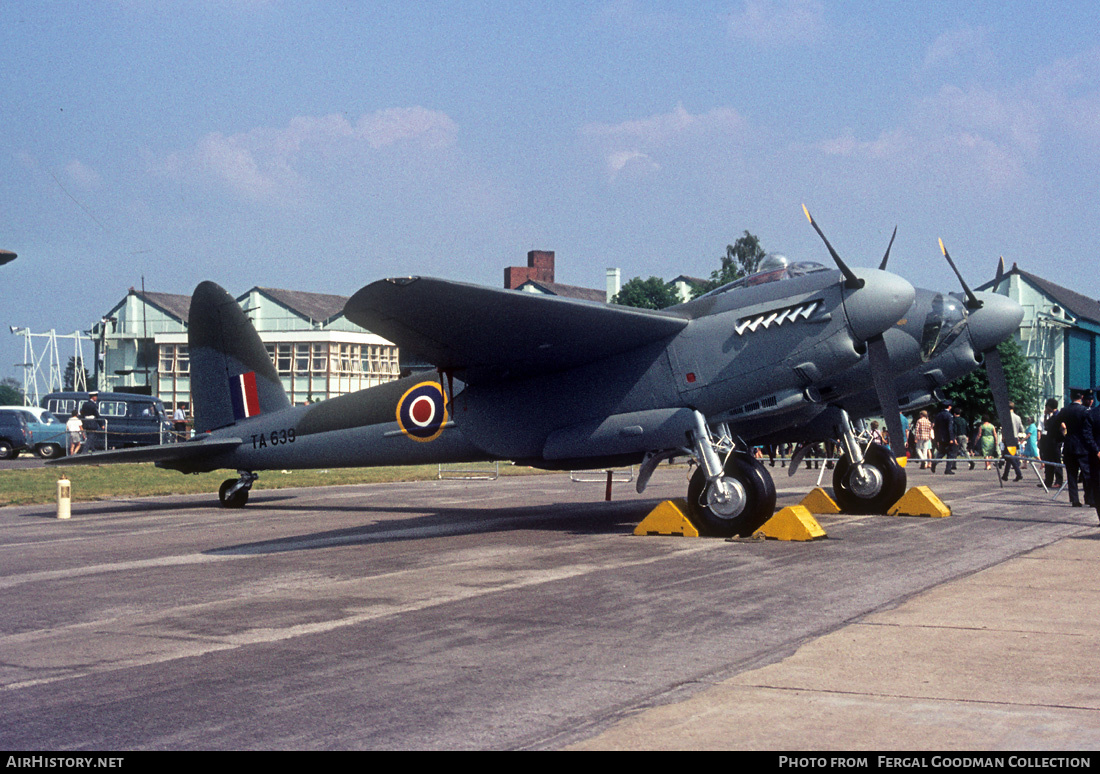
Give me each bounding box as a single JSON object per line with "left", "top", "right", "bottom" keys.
{"left": 1088, "top": 388, "right": 1100, "bottom": 523}
{"left": 952, "top": 405, "right": 973, "bottom": 470}
{"left": 932, "top": 402, "right": 956, "bottom": 474}
{"left": 1060, "top": 389, "right": 1094, "bottom": 508}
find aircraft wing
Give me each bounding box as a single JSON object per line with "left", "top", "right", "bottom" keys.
{"left": 344, "top": 277, "right": 689, "bottom": 381}
{"left": 49, "top": 437, "right": 243, "bottom": 467}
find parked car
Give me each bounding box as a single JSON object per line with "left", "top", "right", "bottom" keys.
{"left": 0, "top": 406, "right": 69, "bottom": 458}
{"left": 0, "top": 408, "right": 32, "bottom": 460}
{"left": 42, "top": 391, "right": 175, "bottom": 450}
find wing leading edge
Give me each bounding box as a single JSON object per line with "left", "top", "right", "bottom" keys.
{"left": 344, "top": 277, "right": 689, "bottom": 381}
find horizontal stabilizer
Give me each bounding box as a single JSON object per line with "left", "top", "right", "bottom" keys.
{"left": 49, "top": 437, "right": 242, "bottom": 468}
{"left": 344, "top": 277, "right": 688, "bottom": 382}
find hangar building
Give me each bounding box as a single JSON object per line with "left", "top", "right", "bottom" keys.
{"left": 981, "top": 263, "right": 1100, "bottom": 414}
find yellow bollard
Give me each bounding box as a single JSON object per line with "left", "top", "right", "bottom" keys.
{"left": 57, "top": 476, "right": 71, "bottom": 520}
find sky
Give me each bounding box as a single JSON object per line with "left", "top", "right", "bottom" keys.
{"left": 3, "top": 0, "right": 1100, "bottom": 386}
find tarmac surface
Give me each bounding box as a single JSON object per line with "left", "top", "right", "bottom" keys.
{"left": 0, "top": 460, "right": 1098, "bottom": 750}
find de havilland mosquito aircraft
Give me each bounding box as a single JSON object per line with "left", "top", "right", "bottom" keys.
{"left": 55, "top": 209, "right": 919, "bottom": 537}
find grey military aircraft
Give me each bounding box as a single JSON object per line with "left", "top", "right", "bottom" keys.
{"left": 56, "top": 213, "right": 917, "bottom": 538}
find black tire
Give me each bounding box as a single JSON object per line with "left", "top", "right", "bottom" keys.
{"left": 687, "top": 453, "right": 777, "bottom": 537}
{"left": 218, "top": 479, "right": 249, "bottom": 509}
{"left": 0, "top": 440, "right": 15, "bottom": 460}
{"left": 831, "top": 442, "right": 906, "bottom": 514}
{"left": 36, "top": 443, "right": 64, "bottom": 459}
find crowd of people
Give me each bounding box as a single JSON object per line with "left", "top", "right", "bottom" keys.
{"left": 906, "top": 402, "right": 1024, "bottom": 475}
{"left": 754, "top": 393, "right": 1100, "bottom": 523}
{"left": 904, "top": 392, "right": 1100, "bottom": 522}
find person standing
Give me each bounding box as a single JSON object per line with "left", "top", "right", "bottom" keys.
{"left": 65, "top": 410, "right": 84, "bottom": 456}
{"left": 932, "top": 403, "right": 956, "bottom": 474}
{"left": 913, "top": 410, "right": 933, "bottom": 470}
{"left": 1088, "top": 389, "right": 1100, "bottom": 523}
{"left": 978, "top": 414, "right": 999, "bottom": 470}
{"left": 1001, "top": 401, "right": 1025, "bottom": 482}
{"left": 1040, "top": 398, "right": 1064, "bottom": 489}
{"left": 952, "top": 406, "right": 973, "bottom": 471}
{"left": 1059, "top": 390, "right": 1093, "bottom": 508}
{"left": 1023, "top": 416, "right": 1039, "bottom": 459}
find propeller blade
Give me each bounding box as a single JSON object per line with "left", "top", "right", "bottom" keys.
{"left": 938, "top": 238, "right": 982, "bottom": 311}
{"left": 803, "top": 204, "right": 864, "bottom": 289}
{"left": 867, "top": 334, "right": 908, "bottom": 467}
{"left": 984, "top": 345, "right": 1017, "bottom": 455}
{"left": 878, "top": 226, "right": 898, "bottom": 271}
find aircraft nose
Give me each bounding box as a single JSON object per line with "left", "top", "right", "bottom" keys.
{"left": 842, "top": 268, "right": 916, "bottom": 343}
{"left": 966, "top": 291, "right": 1024, "bottom": 353}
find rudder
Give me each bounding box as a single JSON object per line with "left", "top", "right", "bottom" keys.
{"left": 189, "top": 281, "right": 290, "bottom": 433}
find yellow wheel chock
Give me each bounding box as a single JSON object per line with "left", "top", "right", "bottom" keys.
{"left": 754, "top": 505, "right": 827, "bottom": 541}
{"left": 799, "top": 487, "right": 841, "bottom": 514}
{"left": 887, "top": 486, "right": 951, "bottom": 518}
{"left": 634, "top": 499, "right": 700, "bottom": 537}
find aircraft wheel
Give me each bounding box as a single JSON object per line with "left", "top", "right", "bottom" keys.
{"left": 218, "top": 479, "right": 250, "bottom": 509}
{"left": 832, "top": 442, "right": 906, "bottom": 514}
{"left": 687, "top": 454, "right": 776, "bottom": 537}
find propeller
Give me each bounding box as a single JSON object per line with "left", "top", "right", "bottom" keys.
{"left": 938, "top": 238, "right": 982, "bottom": 311}
{"left": 802, "top": 205, "right": 864, "bottom": 289}
{"left": 939, "top": 239, "right": 1018, "bottom": 454}
{"left": 878, "top": 226, "right": 898, "bottom": 271}
{"left": 803, "top": 205, "right": 907, "bottom": 464}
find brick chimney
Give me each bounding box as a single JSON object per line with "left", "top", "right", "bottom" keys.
{"left": 505, "top": 250, "right": 556, "bottom": 289}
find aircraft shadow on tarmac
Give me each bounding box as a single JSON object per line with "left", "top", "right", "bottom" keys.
{"left": 205, "top": 496, "right": 660, "bottom": 556}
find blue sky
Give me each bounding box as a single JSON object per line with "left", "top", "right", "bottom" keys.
{"left": 3, "top": 1, "right": 1099, "bottom": 384}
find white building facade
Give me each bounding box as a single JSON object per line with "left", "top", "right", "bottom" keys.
{"left": 94, "top": 286, "right": 401, "bottom": 414}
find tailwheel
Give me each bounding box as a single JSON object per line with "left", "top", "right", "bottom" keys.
{"left": 218, "top": 471, "right": 257, "bottom": 509}
{"left": 687, "top": 453, "right": 777, "bottom": 537}
{"left": 831, "top": 442, "right": 906, "bottom": 514}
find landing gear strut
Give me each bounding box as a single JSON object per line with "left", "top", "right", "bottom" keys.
{"left": 219, "top": 470, "right": 257, "bottom": 508}
{"left": 685, "top": 411, "right": 776, "bottom": 537}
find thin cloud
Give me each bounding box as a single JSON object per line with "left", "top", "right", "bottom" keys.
{"left": 920, "top": 25, "right": 997, "bottom": 77}
{"left": 157, "top": 107, "right": 458, "bottom": 204}
{"left": 727, "top": 0, "right": 827, "bottom": 47}
{"left": 581, "top": 103, "right": 748, "bottom": 180}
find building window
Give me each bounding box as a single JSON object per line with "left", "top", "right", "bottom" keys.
{"left": 158, "top": 344, "right": 190, "bottom": 375}
{"left": 311, "top": 343, "right": 328, "bottom": 373}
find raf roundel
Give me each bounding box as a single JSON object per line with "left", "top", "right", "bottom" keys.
{"left": 396, "top": 381, "right": 449, "bottom": 442}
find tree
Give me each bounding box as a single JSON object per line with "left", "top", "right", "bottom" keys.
{"left": 943, "top": 337, "right": 1038, "bottom": 426}
{"left": 64, "top": 357, "right": 89, "bottom": 392}
{"left": 694, "top": 231, "right": 767, "bottom": 297}
{"left": 612, "top": 276, "right": 680, "bottom": 310}
{"left": 0, "top": 377, "right": 24, "bottom": 406}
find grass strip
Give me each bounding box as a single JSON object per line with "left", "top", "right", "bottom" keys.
{"left": 0, "top": 462, "right": 550, "bottom": 507}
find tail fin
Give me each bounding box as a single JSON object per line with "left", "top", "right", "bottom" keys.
{"left": 189, "top": 281, "right": 290, "bottom": 433}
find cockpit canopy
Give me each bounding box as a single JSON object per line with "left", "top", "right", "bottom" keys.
{"left": 920, "top": 293, "right": 967, "bottom": 362}
{"left": 699, "top": 255, "right": 830, "bottom": 299}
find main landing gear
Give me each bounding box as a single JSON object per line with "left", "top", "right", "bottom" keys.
{"left": 685, "top": 411, "right": 776, "bottom": 537}
{"left": 219, "top": 470, "right": 257, "bottom": 508}
{"left": 832, "top": 442, "right": 905, "bottom": 514}
{"left": 824, "top": 407, "right": 906, "bottom": 514}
